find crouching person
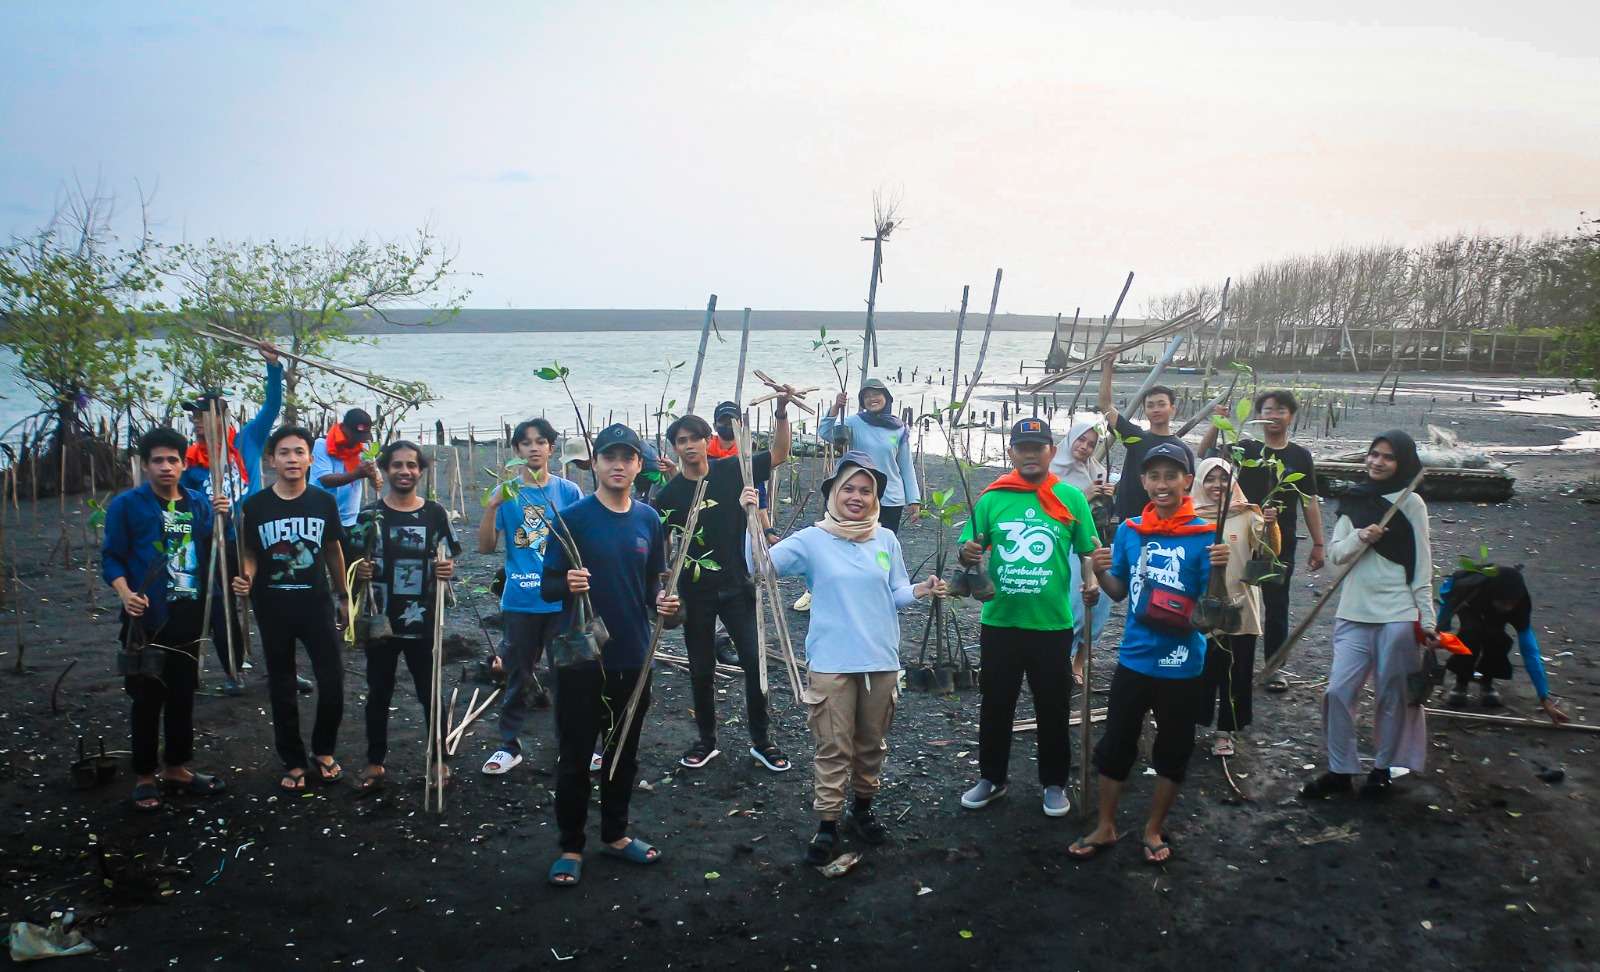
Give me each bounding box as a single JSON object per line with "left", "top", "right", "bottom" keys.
{"left": 1069, "top": 443, "right": 1228, "bottom": 864}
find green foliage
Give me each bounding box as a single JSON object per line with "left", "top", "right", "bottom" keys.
{"left": 535, "top": 365, "right": 570, "bottom": 381}
{"left": 1457, "top": 544, "right": 1501, "bottom": 577}
{"left": 811, "top": 325, "right": 852, "bottom": 394}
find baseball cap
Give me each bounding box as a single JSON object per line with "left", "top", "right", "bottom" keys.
{"left": 180, "top": 391, "right": 226, "bottom": 415}
{"left": 1140, "top": 441, "right": 1194, "bottom": 474}
{"left": 341, "top": 408, "right": 374, "bottom": 442}
{"left": 591, "top": 423, "right": 644, "bottom": 459}
{"left": 713, "top": 401, "right": 740, "bottom": 421}
{"left": 1009, "top": 417, "right": 1052, "bottom": 446}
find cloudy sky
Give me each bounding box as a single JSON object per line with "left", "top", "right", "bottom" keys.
{"left": 2, "top": 1, "right": 1595, "bottom": 316}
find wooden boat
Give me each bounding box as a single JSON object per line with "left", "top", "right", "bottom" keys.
{"left": 1314, "top": 452, "right": 1515, "bottom": 502}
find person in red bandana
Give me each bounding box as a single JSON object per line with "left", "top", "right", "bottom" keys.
{"left": 956, "top": 418, "right": 1101, "bottom": 818}
{"left": 313, "top": 408, "right": 383, "bottom": 565}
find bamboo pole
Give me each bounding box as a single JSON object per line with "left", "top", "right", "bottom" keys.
{"left": 208, "top": 400, "right": 239, "bottom": 681}
{"left": 425, "top": 540, "right": 449, "bottom": 813}
{"left": 1025, "top": 304, "right": 1200, "bottom": 396}
{"left": 1063, "top": 306, "right": 1081, "bottom": 363}
{"left": 684, "top": 294, "right": 718, "bottom": 418}
{"left": 949, "top": 285, "right": 970, "bottom": 410}
{"left": 734, "top": 307, "right": 753, "bottom": 406}
{"left": 1065, "top": 272, "right": 1135, "bottom": 408}
{"left": 956, "top": 269, "right": 1003, "bottom": 418}
{"left": 193, "top": 323, "right": 415, "bottom": 406}
{"left": 1421, "top": 707, "right": 1600, "bottom": 734}
{"left": 1257, "top": 467, "right": 1428, "bottom": 682}
{"left": 859, "top": 236, "right": 885, "bottom": 389}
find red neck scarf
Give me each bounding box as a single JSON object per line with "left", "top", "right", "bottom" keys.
{"left": 980, "top": 470, "right": 1075, "bottom": 526}
{"left": 1125, "top": 497, "right": 1214, "bottom": 536}
{"left": 326, "top": 423, "right": 365, "bottom": 472}
{"left": 185, "top": 428, "right": 247, "bottom": 485}
{"left": 706, "top": 437, "right": 739, "bottom": 459}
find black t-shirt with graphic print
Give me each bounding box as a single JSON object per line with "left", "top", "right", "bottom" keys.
{"left": 353, "top": 498, "right": 461, "bottom": 639}
{"left": 241, "top": 486, "right": 345, "bottom": 605}
{"left": 158, "top": 495, "right": 206, "bottom": 644}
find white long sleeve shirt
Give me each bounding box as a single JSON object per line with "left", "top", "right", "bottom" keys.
{"left": 1330, "top": 490, "right": 1433, "bottom": 625}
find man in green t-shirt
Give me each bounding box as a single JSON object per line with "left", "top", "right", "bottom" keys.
{"left": 956, "top": 418, "right": 1100, "bottom": 817}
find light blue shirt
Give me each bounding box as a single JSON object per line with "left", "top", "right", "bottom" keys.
{"left": 816, "top": 413, "right": 921, "bottom": 507}
{"left": 496, "top": 477, "right": 584, "bottom": 614}
{"left": 760, "top": 525, "right": 916, "bottom": 673}
{"left": 311, "top": 437, "right": 366, "bottom": 527}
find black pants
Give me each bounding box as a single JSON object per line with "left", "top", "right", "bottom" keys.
{"left": 257, "top": 596, "right": 344, "bottom": 770}
{"left": 365, "top": 636, "right": 442, "bottom": 767}
{"left": 1260, "top": 561, "right": 1294, "bottom": 666}
{"left": 684, "top": 587, "right": 770, "bottom": 748}
{"left": 978, "top": 625, "right": 1073, "bottom": 787}
{"left": 879, "top": 505, "right": 905, "bottom": 534}
{"left": 1200, "top": 634, "right": 1257, "bottom": 731}
{"left": 1093, "top": 664, "right": 1204, "bottom": 784}
{"left": 554, "top": 664, "right": 649, "bottom": 853}
{"left": 126, "top": 641, "right": 200, "bottom": 775}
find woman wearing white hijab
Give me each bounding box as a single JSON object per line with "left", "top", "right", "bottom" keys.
{"left": 745, "top": 451, "right": 945, "bottom": 864}
{"left": 1051, "top": 417, "right": 1114, "bottom": 682}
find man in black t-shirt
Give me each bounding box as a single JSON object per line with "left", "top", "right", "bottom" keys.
{"left": 236, "top": 425, "right": 350, "bottom": 792}
{"left": 352, "top": 440, "right": 461, "bottom": 791}
{"left": 1198, "top": 389, "right": 1328, "bottom": 692}
{"left": 1098, "top": 356, "right": 1196, "bottom": 522}
{"left": 656, "top": 400, "right": 792, "bottom": 773}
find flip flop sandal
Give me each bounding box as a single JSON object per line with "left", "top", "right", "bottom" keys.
{"left": 314, "top": 759, "right": 344, "bottom": 784}
{"left": 1142, "top": 837, "right": 1174, "bottom": 865}
{"left": 547, "top": 856, "right": 583, "bottom": 887}
{"left": 279, "top": 772, "right": 308, "bottom": 793}
{"left": 1067, "top": 836, "right": 1117, "bottom": 860}
{"left": 356, "top": 770, "right": 387, "bottom": 795}
{"left": 131, "top": 781, "right": 162, "bottom": 812}
{"left": 1212, "top": 736, "right": 1236, "bottom": 757}
{"left": 601, "top": 838, "right": 661, "bottom": 865}
{"left": 482, "top": 750, "right": 523, "bottom": 776}
{"left": 163, "top": 772, "right": 227, "bottom": 796}
{"left": 749, "top": 744, "right": 791, "bottom": 773}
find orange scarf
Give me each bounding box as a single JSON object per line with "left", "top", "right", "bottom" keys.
{"left": 980, "top": 470, "right": 1075, "bottom": 526}
{"left": 706, "top": 437, "right": 739, "bottom": 459}
{"left": 326, "top": 422, "right": 364, "bottom": 472}
{"left": 1125, "top": 497, "right": 1215, "bottom": 536}
{"left": 185, "top": 429, "right": 247, "bottom": 485}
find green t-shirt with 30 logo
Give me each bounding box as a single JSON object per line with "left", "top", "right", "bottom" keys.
{"left": 958, "top": 482, "right": 1098, "bottom": 631}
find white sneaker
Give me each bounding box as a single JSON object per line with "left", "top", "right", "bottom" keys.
{"left": 793, "top": 591, "right": 812, "bottom": 612}
{"left": 960, "top": 779, "right": 1008, "bottom": 809}
{"left": 482, "top": 750, "right": 523, "bottom": 775}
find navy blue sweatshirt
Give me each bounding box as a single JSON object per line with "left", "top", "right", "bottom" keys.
{"left": 541, "top": 494, "right": 665, "bottom": 670}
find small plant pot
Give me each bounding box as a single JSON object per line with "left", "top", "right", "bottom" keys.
{"left": 951, "top": 564, "right": 996, "bottom": 602}
{"left": 1244, "top": 556, "right": 1285, "bottom": 586}
{"left": 905, "top": 666, "right": 938, "bottom": 693}
{"left": 931, "top": 664, "right": 958, "bottom": 695}
{"left": 1193, "top": 596, "right": 1242, "bottom": 633}
{"left": 950, "top": 665, "right": 975, "bottom": 690}
{"left": 116, "top": 644, "right": 167, "bottom": 680}
{"left": 355, "top": 612, "right": 394, "bottom": 647}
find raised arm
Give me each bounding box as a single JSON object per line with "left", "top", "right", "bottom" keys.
{"left": 768, "top": 400, "right": 792, "bottom": 467}
{"left": 1097, "top": 355, "right": 1118, "bottom": 426}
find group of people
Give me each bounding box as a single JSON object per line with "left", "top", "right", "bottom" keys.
{"left": 102, "top": 347, "right": 1567, "bottom": 878}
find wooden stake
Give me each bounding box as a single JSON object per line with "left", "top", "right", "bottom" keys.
{"left": 425, "top": 540, "right": 449, "bottom": 813}
{"left": 1065, "top": 272, "right": 1135, "bottom": 412}
{"left": 684, "top": 294, "right": 718, "bottom": 418}
{"left": 734, "top": 307, "right": 753, "bottom": 406}
{"left": 949, "top": 285, "right": 970, "bottom": 410}
{"left": 956, "top": 269, "right": 1003, "bottom": 418}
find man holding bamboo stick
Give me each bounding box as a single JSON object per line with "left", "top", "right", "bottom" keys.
{"left": 540, "top": 424, "right": 675, "bottom": 887}
{"left": 656, "top": 399, "right": 793, "bottom": 773}
{"left": 1098, "top": 357, "right": 1195, "bottom": 524}
{"left": 351, "top": 440, "right": 461, "bottom": 792}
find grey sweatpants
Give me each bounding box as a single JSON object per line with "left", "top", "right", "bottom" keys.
{"left": 1323, "top": 619, "right": 1427, "bottom": 775}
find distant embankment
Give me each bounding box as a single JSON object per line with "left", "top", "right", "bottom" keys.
{"left": 341, "top": 308, "right": 1083, "bottom": 334}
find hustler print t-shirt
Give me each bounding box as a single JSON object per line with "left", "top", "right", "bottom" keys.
{"left": 241, "top": 486, "right": 345, "bottom": 600}
{"left": 958, "top": 482, "right": 1098, "bottom": 631}
{"left": 354, "top": 499, "right": 462, "bottom": 638}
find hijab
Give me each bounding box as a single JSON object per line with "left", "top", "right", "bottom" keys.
{"left": 1337, "top": 429, "right": 1423, "bottom": 582}
{"left": 818, "top": 467, "right": 880, "bottom": 542}
{"left": 1189, "top": 457, "right": 1254, "bottom": 520}
{"left": 857, "top": 382, "right": 903, "bottom": 431}
{"left": 1049, "top": 416, "right": 1105, "bottom": 493}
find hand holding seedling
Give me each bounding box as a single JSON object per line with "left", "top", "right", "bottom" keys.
{"left": 656, "top": 590, "right": 680, "bottom": 618}
{"left": 912, "top": 575, "right": 948, "bottom": 599}
{"left": 1262, "top": 506, "right": 1278, "bottom": 526}
{"left": 120, "top": 589, "right": 150, "bottom": 617}
{"left": 958, "top": 536, "right": 985, "bottom": 566}
{"left": 567, "top": 567, "right": 591, "bottom": 593}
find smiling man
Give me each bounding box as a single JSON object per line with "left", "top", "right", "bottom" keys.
{"left": 1098, "top": 356, "right": 1196, "bottom": 524}
{"left": 957, "top": 418, "right": 1100, "bottom": 818}
{"left": 351, "top": 440, "right": 461, "bottom": 792}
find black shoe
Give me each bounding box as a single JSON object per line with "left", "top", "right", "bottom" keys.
{"left": 1480, "top": 687, "right": 1502, "bottom": 709}
{"left": 1300, "top": 772, "right": 1353, "bottom": 799}
{"left": 714, "top": 637, "right": 740, "bottom": 668}
{"left": 1359, "top": 768, "right": 1393, "bottom": 798}
{"left": 1446, "top": 687, "right": 1469, "bottom": 707}
{"left": 845, "top": 806, "right": 888, "bottom": 846}
{"left": 296, "top": 675, "right": 315, "bottom": 695}
{"left": 804, "top": 825, "right": 838, "bottom": 865}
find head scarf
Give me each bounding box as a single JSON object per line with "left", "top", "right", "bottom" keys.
{"left": 1049, "top": 416, "right": 1105, "bottom": 492}
{"left": 1337, "top": 429, "right": 1423, "bottom": 582}
{"left": 857, "top": 381, "right": 903, "bottom": 431}
{"left": 1189, "top": 457, "right": 1254, "bottom": 520}
{"left": 817, "top": 466, "right": 880, "bottom": 543}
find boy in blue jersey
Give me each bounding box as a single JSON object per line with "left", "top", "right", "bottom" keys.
{"left": 479, "top": 419, "right": 584, "bottom": 775}
{"left": 1069, "top": 443, "right": 1229, "bottom": 865}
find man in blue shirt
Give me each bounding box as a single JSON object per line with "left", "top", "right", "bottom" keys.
{"left": 541, "top": 424, "right": 675, "bottom": 887}
{"left": 1069, "top": 443, "right": 1228, "bottom": 865}
{"left": 478, "top": 418, "right": 583, "bottom": 775}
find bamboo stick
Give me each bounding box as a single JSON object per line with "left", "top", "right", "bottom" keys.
{"left": 1421, "top": 707, "right": 1600, "bottom": 734}
{"left": 1026, "top": 304, "right": 1201, "bottom": 396}
{"left": 1065, "top": 273, "right": 1135, "bottom": 409}
{"left": 425, "top": 540, "right": 448, "bottom": 813}
{"left": 955, "top": 269, "right": 1003, "bottom": 419}
{"left": 734, "top": 307, "right": 752, "bottom": 407}
{"left": 684, "top": 294, "right": 718, "bottom": 418}
{"left": 950, "top": 285, "right": 971, "bottom": 410}
{"left": 194, "top": 323, "right": 415, "bottom": 405}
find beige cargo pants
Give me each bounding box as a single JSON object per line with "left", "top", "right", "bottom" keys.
{"left": 805, "top": 671, "right": 899, "bottom": 820}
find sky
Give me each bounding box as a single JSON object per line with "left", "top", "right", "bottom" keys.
{"left": 2, "top": 1, "right": 1597, "bottom": 317}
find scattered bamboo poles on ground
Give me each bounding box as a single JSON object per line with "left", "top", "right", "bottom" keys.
{"left": 444, "top": 685, "right": 502, "bottom": 755}
{"left": 1256, "top": 467, "right": 1427, "bottom": 683}
{"left": 607, "top": 478, "right": 709, "bottom": 780}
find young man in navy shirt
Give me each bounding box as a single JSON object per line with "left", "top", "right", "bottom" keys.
{"left": 1070, "top": 443, "right": 1229, "bottom": 865}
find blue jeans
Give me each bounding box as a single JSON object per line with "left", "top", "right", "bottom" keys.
{"left": 497, "top": 611, "right": 560, "bottom": 753}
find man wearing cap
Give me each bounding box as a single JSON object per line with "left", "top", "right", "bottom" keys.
{"left": 820, "top": 378, "right": 920, "bottom": 532}
{"left": 656, "top": 396, "right": 793, "bottom": 772}
{"left": 1098, "top": 357, "right": 1196, "bottom": 524}
{"left": 313, "top": 408, "right": 384, "bottom": 561}
{"left": 178, "top": 341, "right": 283, "bottom": 693}
{"left": 540, "top": 424, "right": 676, "bottom": 887}
{"left": 709, "top": 400, "right": 778, "bottom": 542}
{"left": 1070, "top": 442, "right": 1229, "bottom": 865}
{"left": 957, "top": 418, "right": 1101, "bottom": 818}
